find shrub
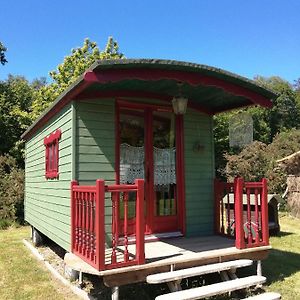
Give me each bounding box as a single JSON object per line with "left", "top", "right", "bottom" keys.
{"left": 0, "top": 219, "right": 13, "bottom": 230}
{"left": 224, "top": 130, "right": 300, "bottom": 195}
{"left": 0, "top": 155, "right": 24, "bottom": 226}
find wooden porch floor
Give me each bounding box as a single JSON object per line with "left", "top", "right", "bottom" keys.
{"left": 65, "top": 235, "right": 271, "bottom": 287}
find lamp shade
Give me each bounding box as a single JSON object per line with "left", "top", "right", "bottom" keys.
{"left": 172, "top": 97, "right": 188, "bottom": 115}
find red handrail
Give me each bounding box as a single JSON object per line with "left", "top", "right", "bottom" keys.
{"left": 215, "top": 177, "right": 269, "bottom": 249}
{"left": 105, "top": 179, "right": 145, "bottom": 270}
{"left": 71, "top": 179, "right": 145, "bottom": 271}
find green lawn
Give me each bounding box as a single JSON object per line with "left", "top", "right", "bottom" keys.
{"left": 0, "top": 214, "right": 299, "bottom": 299}
{"left": 263, "top": 213, "right": 300, "bottom": 298}
{"left": 0, "top": 226, "right": 79, "bottom": 300}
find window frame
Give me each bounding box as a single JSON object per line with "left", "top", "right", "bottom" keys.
{"left": 44, "top": 129, "right": 61, "bottom": 179}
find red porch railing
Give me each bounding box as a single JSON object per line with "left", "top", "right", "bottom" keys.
{"left": 71, "top": 179, "right": 145, "bottom": 271}
{"left": 214, "top": 177, "right": 269, "bottom": 249}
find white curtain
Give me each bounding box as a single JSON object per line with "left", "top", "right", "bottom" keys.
{"left": 120, "top": 143, "right": 176, "bottom": 185}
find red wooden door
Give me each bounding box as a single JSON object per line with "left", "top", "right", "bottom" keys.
{"left": 117, "top": 102, "right": 181, "bottom": 235}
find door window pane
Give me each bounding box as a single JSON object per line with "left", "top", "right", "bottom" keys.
{"left": 153, "top": 111, "right": 177, "bottom": 216}
{"left": 119, "top": 109, "right": 145, "bottom": 219}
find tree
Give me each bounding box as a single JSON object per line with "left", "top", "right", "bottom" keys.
{"left": 254, "top": 76, "right": 300, "bottom": 141}
{"left": 214, "top": 75, "right": 300, "bottom": 178}
{"left": 0, "top": 75, "right": 35, "bottom": 165}
{"left": 31, "top": 37, "right": 124, "bottom": 119}
{"left": 0, "top": 42, "right": 7, "bottom": 65}
{"left": 225, "top": 129, "right": 300, "bottom": 194}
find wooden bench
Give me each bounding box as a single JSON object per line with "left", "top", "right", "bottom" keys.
{"left": 147, "top": 259, "right": 253, "bottom": 291}
{"left": 242, "top": 292, "right": 281, "bottom": 300}
{"left": 155, "top": 275, "right": 266, "bottom": 300}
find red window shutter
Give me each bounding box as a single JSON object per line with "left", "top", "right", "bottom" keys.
{"left": 44, "top": 129, "right": 61, "bottom": 179}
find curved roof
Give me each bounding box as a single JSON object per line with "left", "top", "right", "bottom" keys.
{"left": 22, "top": 59, "right": 276, "bottom": 140}
{"left": 89, "top": 59, "right": 275, "bottom": 98}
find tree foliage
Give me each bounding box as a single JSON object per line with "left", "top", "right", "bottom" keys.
{"left": 0, "top": 37, "right": 124, "bottom": 225}
{"left": 214, "top": 76, "right": 300, "bottom": 179}
{"left": 225, "top": 129, "right": 300, "bottom": 194}
{"left": 31, "top": 37, "right": 124, "bottom": 119}
{"left": 0, "top": 75, "right": 35, "bottom": 164}
{"left": 0, "top": 42, "right": 7, "bottom": 65}
{"left": 0, "top": 155, "right": 24, "bottom": 227}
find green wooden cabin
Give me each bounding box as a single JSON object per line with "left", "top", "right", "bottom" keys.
{"left": 22, "top": 59, "right": 275, "bottom": 271}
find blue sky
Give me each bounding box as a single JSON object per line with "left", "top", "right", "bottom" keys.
{"left": 1, "top": 0, "right": 299, "bottom": 83}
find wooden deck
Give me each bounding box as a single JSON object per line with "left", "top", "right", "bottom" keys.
{"left": 65, "top": 235, "right": 271, "bottom": 287}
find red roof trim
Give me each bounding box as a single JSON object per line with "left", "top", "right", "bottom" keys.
{"left": 84, "top": 69, "right": 273, "bottom": 108}
{"left": 23, "top": 66, "right": 273, "bottom": 141}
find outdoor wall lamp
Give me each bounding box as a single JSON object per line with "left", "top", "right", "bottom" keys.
{"left": 172, "top": 82, "right": 188, "bottom": 115}
{"left": 172, "top": 96, "right": 188, "bottom": 115}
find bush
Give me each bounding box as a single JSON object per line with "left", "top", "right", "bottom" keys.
{"left": 224, "top": 129, "right": 300, "bottom": 195}
{"left": 0, "top": 219, "right": 13, "bottom": 230}
{"left": 0, "top": 155, "right": 24, "bottom": 226}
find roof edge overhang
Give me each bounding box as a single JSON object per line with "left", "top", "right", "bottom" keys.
{"left": 21, "top": 59, "right": 276, "bottom": 140}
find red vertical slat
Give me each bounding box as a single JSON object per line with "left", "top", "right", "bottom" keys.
{"left": 123, "top": 192, "right": 129, "bottom": 262}
{"left": 70, "top": 180, "right": 78, "bottom": 253}
{"left": 220, "top": 184, "right": 225, "bottom": 235}
{"left": 261, "top": 178, "right": 269, "bottom": 246}
{"left": 75, "top": 191, "right": 79, "bottom": 251}
{"left": 82, "top": 192, "right": 86, "bottom": 255}
{"left": 254, "top": 188, "right": 260, "bottom": 244}
{"left": 226, "top": 192, "right": 230, "bottom": 236}
{"left": 246, "top": 187, "right": 252, "bottom": 246}
{"left": 96, "top": 179, "right": 105, "bottom": 271}
{"left": 89, "top": 192, "right": 94, "bottom": 261}
{"left": 234, "top": 177, "right": 245, "bottom": 249}
{"left": 86, "top": 192, "right": 90, "bottom": 258}
{"left": 111, "top": 193, "right": 117, "bottom": 265}
{"left": 78, "top": 191, "right": 82, "bottom": 252}
{"left": 135, "top": 179, "right": 145, "bottom": 264}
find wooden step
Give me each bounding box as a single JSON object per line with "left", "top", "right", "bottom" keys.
{"left": 242, "top": 292, "right": 281, "bottom": 300}
{"left": 147, "top": 259, "right": 253, "bottom": 284}
{"left": 155, "top": 275, "right": 266, "bottom": 300}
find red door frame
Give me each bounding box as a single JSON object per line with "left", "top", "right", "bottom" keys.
{"left": 115, "top": 99, "right": 186, "bottom": 235}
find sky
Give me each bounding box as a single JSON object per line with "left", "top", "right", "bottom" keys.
{"left": 1, "top": 0, "right": 300, "bottom": 84}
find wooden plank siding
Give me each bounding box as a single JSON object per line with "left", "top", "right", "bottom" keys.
{"left": 75, "top": 99, "right": 116, "bottom": 245}
{"left": 25, "top": 104, "right": 73, "bottom": 251}
{"left": 184, "top": 109, "right": 214, "bottom": 236}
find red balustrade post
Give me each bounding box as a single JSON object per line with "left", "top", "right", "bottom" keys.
{"left": 234, "top": 177, "right": 246, "bottom": 249}
{"left": 254, "top": 188, "right": 260, "bottom": 244}
{"left": 111, "top": 193, "right": 118, "bottom": 265}
{"left": 135, "top": 179, "right": 145, "bottom": 264}
{"left": 71, "top": 180, "right": 78, "bottom": 253}
{"left": 261, "top": 178, "right": 269, "bottom": 246}
{"left": 123, "top": 192, "right": 129, "bottom": 262}
{"left": 95, "top": 179, "right": 105, "bottom": 270}
{"left": 214, "top": 179, "right": 221, "bottom": 235}
{"left": 246, "top": 188, "right": 252, "bottom": 246}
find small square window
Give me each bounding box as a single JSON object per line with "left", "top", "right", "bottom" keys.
{"left": 44, "top": 129, "right": 61, "bottom": 179}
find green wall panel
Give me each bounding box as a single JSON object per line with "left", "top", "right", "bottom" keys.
{"left": 184, "top": 109, "right": 214, "bottom": 237}
{"left": 76, "top": 99, "right": 115, "bottom": 244}
{"left": 24, "top": 104, "right": 73, "bottom": 251}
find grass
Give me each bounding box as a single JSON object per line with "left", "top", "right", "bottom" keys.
{"left": 0, "top": 214, "right": 299, "bottom": 299}
{"left": 263, "top": 213, "right": 300, "bottom": 298}
{"left": 0, "top": 226, "right": 80, "bottom": 300}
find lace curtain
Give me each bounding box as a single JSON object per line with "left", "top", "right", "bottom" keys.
{"left": 120, "top": 143, "right": 176, "bottom": 185}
